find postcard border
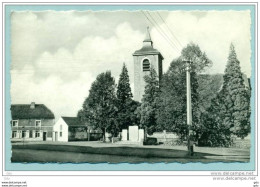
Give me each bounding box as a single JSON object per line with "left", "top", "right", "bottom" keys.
{"left": 2, "top": 2, "right": 258, "bottom": 175}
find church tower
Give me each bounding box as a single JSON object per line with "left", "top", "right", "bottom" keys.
{"left": 133, "top": 27, "right": 164, "bottom": 102}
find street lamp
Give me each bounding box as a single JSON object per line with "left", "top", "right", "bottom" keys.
{"left": 183, "top": 58, "right": 194, "bottom": 156}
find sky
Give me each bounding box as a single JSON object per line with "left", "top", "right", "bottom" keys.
{"left": 10, "top": 10, "right": 252, "bottom": 120}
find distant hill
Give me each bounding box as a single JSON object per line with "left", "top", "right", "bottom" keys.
{"left": 197, "top": 74, "right": 223, "bottom": 113}
{"left": 197, "top": 73, "right": 250, "bottom": 113}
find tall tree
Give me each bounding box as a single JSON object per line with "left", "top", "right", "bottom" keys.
{"left": 136, "top": 67, "right": 160, "bottom": 139}
{"left": 157, "top": 59, "right": 200, "bottom": 140}
{"left": 220, "top": 44, "right": 251, "bottom": 138}
{"left": 156, "top": 43, "right": 212, "bottom": 141}
{"left": 78, "top": 71, "right": 118, "bottom": 141}
{"left": 116, "top": 63, "right": 140, "bottom": 130}
{"left": 117, "top": 63, "right": 133, "bottom": 102}
{"left": 199, "top": 44, "right": 251, "bottom": 147}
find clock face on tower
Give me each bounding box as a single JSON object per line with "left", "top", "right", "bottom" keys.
{"left": 132, "top": 27, "right": 163, "bottom": 102}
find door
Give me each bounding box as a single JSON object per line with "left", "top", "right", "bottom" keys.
{"left": 43, "top": 132, "right": 47, "bottom": 141}
{"left": 55, "top": 132, "right": 58, "bottom": 141}
{"left": 22, "top": 131, "right": 26, "bottom": 138}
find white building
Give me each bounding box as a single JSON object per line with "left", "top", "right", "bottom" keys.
{"left": 53, "top": 117, "right": 89, "bottom": 142}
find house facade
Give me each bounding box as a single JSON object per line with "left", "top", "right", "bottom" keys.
{"left": 53, "top": 117, "right": 88, "bottom": 142}
{"left": 11, "top": 102, "right": 55, "bottom": 141}
{"left": 53, "top": 117, "right": 102, "bottom": 142}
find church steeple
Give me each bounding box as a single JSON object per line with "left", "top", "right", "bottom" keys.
{"left": 132, "top": 27, "right": 163, "bottom": 102}
{"left": 143, "top": 27, "right": 153, "bottom": 47}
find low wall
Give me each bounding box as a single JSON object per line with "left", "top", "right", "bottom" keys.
{"left": 148, "top": 132, "right": 179, "bottom": 143}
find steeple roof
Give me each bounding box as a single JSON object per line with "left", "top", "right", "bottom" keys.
{"left": 133, "top": 27, "right": 164, "bottom": 59}
{"left": 143, "top": 27, "right": 152, "bottom": 42}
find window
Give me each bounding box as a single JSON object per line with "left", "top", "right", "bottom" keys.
{"left": 60, "top": 125, "right": 63, "bottom": 137}
{"left": 143, "top": 59, "right": 150, "bottom": 72}
{"left": 35, "top": 120, "right": 41, "bottom": 127}
{"left": 35, "top": 131, "right": 40, "bottom": 138}
{"left": 12, "top": 131, "right": 17, "bottom": 138}
{"left": 12, "top": 120, "right": 18, "bottom": 127}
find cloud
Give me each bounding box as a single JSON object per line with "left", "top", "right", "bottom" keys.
{"left": 11, "top": 15, "right": 144, "bottom": 118}
{"left": 10, "top": 10, "right": 252, "bottom": 119}
{"left": 32, "top": 21, "right": 144, "bottom": 82}
{"left": 150, "top": 10, "right": 251, "bottom": 75}
{"left": 11, "top": 66, "right": 95, "bottom": 119}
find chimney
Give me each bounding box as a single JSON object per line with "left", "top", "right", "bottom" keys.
{"left": 30, "top": 102, "right": 35, "bottom": 109}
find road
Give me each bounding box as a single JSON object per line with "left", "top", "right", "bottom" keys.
{"left": 11, "top": 141, "right": 250, "bottom": 163}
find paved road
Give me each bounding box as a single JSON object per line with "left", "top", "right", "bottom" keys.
{"left": 11, "top": 149, "right": 248, "bottom": 163}
{"left": 11, "top": 141, "right": 250, "bottom": 163}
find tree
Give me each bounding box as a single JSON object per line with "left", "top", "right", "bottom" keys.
{"left": 181, "top": 42, "right": 212, "bottom": 73}
{"left": 199, "top": 44, "right": 251, "bottom": 146}
{"left": 78, "top": 71, "right": 118, "bottom": 142}
{"left": 199, "top": 94, "right": 233, "bottom": 147}
{"left": 156, "top": 43, "right": 212, "bottom": 141}
{"left": 219, "top": 44, "right": 251, "bottom": 138}
{"left": 156, "top": 59, "right": 200, "bottom": 140}
{"left": 136, "top": 67, "right": 160, "bottom": 139}
{"left": 116, "top": 63, "right": 139, "bottom": 131}
{"left": 117, "top": 63, "right": 133, "bottom": 103}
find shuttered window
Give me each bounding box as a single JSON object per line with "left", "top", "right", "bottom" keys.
{"left": 12, "top": 131, "right": 17, "bottom": 138}
{"left": 12, "top": 120, "right": 18, "bottom": 127}
{"left": 35, "top": 131, "right": 40, "bottom": 137}
{"left": 143, "top": 59, "right": 150, "bottom": 72}
{"left": 35, "top": 120, "right": 41, "bottom": 127}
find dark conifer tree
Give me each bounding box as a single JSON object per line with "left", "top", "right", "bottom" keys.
{"left": 221, "top": 44, "right": 251, "bottom": 138}
{"left": 117, "top": 63, "right": 133, "bottom": 103}
{"left": 116, "top": 63, "right": 139, "bottom": 131}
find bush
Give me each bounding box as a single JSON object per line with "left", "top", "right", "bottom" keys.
{"left": 143, "top": 137, "right": 157, "bottom": 145}
{"left": 198, "top": 132, "right": 233, "bottom": 147}
{"left": 163, "top": 139, "right": 185, "bottom": 146}
{"left": 90, "top": 133, "right": 103, "bottom": 141}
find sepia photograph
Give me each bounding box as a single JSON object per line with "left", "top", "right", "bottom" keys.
{"left": 7, "top": 6, "right": 253, "bottom": 166}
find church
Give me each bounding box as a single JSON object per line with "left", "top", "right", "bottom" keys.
{"left": 132, "top": 27, "right": 164, "bottom": 102}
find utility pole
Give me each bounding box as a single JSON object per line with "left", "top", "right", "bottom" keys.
{"left": 22, "top": 126, "right": 25, "bottom": 147}
{"left": 184, "top": 59, "right": 194, "bottom": 156}
{"left": 87, "top": 128, "right": 90, "bottom": 141}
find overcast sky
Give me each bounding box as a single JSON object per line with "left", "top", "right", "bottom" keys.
{"left": 10, "top": 10, "right": 251, "bottom": 119}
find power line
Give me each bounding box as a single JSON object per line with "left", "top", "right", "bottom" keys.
{"left": 156, "top": 11, "right": 184, "bottom": 49}
{"left": 141, "top": 10, "right": 180, "bottom": 54}
{"left": 145, "top": 11, "right": 181, "bottom": 53}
